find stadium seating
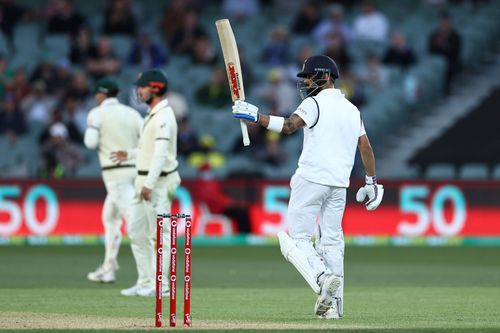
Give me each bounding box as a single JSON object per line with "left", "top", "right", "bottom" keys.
{"left": 2, "top": 1, "right": 500, "bottom": 180}
{"left": 458, "top": 163, "right": 489, "bottom": 180}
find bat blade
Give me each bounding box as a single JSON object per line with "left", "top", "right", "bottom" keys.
{"left": 215, "top": 19, "right": 250, "bottom": 146}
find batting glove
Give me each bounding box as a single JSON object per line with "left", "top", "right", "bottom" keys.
{"left": 232, "top": 100, "right": 259, "bottom": 123}
{"left": 356, "top": 175, "right": 384, "bottom": 211}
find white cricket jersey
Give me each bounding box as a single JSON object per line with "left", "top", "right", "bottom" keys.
{"left": 85, "top": 98, "right": 143, "bottom": 183}
{"left": 136, "top": 99, "right": 178, "bottom": 188}
{"left": 293, "top": 88, "right": 366, "bottom": 187}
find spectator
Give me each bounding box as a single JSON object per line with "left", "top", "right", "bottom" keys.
{"left": 337, "top": 68, "right": 366, "bottom": 107}
{"left": 52, "top": 58, "right": 73, "bottom": 98}
{"left": 231, "top": 123, "right": 266, "bottom": 157}
{"left": 37, "top": 106, "right": 81, "bottom": 145}
{"left": 20, "top": 80, "right": 57, "bottom": 124}
{"left": 357, "top": 52, "right": 389, "bottom": 90}
{"left": 239, "top": 46, "right": 254, "bottom": 90}
{"left": 102, "top": 0, "right": 137, "bottom": 36}
{"left": 8, "top": 68, "right": 31, "bottom": 105}
{"left": 67, "top": 71, "right": 92, "bottom": 102}
{"left": 0, "top": 92, "right": 28, "bottom": 140}
{"left": 0, "top": 55, "right": 14, "bottom": 99}
{"left": 170, "top": 10, "right": 206, "bottom": 55}
{"left": 61, "top": 94, "right": 86, "bottom": 142}
{"left": 86, "top": 36, "right": 121, "bottom": 80}
{"left": 257, "top": 131, "right": 286, "bottom": 167}
{"left": 428, "top": 11, "right": 461, "bottom": 95}
{"left": 353, "top": 0, "right": 389, "bottom": 42}
{"left": 323, "top": 32, "right": 351, "bottom": 72}
{"left": 287, "top": 44, "right": 313, "bottom": 81}
{"left": 159, "top": 0, "right": 188, "bottom": 45}
{"left": 261, "top": 26, "right": 290, "bottom": 66}
{"left": 0, "top": 0, "right": 26, "bottom": 48}
{"left": 187, "top": 134, "right": 225, "bottom": 170}
{"left": 193, "top": 163, "right": 251, "bottom": 233}
{"left": 257, "top": 68, "right": 297, "bottom": 117}
{"left": 222, "top": 0, "right": 260, "bottom": 22}
{"left": 191, "top": 35, "right": 218, "bottom": 65}
{"left": 313, "top": 4, "right": 352, "bottom": 49}
{"left": 177, "top": 117, "right": 199, "bottom": 157}
{"left": 39, "top": 122, "right": 82, "bottom": 178}
{"left": 383, "top": 32, "right": 417, "bottom": 71}
{"left": 69, "top": 26, "right": 94, "bottom": 66}
{"left": 46, "top": 0, "right": 85, "bottom": 36}
{"left": 195, "top": 68, "right": 232, "bottom": 109}
{"left": 30, "top": 59, "right": 58, "bottom": 94}
{"left": 128, "top": 32, "right": 167, "bottom": 68}
{"left": 291, "top": 2, "right": 320, "bottom": 35}
{"left": 167, "top": 90, "right": 189, "bottom": 120}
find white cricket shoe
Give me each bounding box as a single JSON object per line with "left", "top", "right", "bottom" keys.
{"left": 314, "top": 274, "right": 341, "bottom": 317}
{"left": 87, "top": 265, "right": 116, "bottom": 283}
{"left": 318, "top": 298, "right": 340, "bottom": 320}
{"left": 120, "top": 284, "right": 170, "bottom": 297}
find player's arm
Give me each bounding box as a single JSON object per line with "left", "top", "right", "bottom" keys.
{"left": 358, "top": 134, "right": 376, "bottom": 176}
{"left": 84, "top": 109, "right": 100, "bottom": 149}
{"left": 356, "top": 131, "right": 384, "bottom": 211}
{"left": 257, "top": 114, "right": 305, "bottom": 135}
{"left": 232, "top": 101, "right": 306, "bottom": 135}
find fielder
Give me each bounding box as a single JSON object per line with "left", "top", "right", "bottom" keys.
{"left": 232, "top": 55, "right": 384, "bottom": 319}
{"left": 112, "top": 70, "right": 180, "bottom": 296}
{"left": 84, "top": 79, "right": 143, "bottom": 283}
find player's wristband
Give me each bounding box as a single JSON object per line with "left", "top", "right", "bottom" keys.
{"left": 365, "top": 175, "right": 377, "bottom": 185}
{"left": 267, "top": 116, "right": 284, "bottom": 133}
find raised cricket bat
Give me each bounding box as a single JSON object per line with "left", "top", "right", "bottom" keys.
{"left": 215, "top": 19, "right": 250, "bottom": 146}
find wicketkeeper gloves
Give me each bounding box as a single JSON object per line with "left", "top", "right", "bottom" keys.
{"left": 232, "top": 101, "right": 259, "bottom": 123}
{"left": 356, "top": 175, "right": 384, "bottom": 211}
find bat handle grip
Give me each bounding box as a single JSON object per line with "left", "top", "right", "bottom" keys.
{"left": 240, "top": 120, "right": 250, "bottom": 146}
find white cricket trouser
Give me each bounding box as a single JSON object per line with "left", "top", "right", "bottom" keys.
{"left": 101, "top": 178, "right": 136, "bottom": 270}
{"left": 128, "top": 172, "right": 181, "bottom": 288}
{"left": 287, "top": 174, "right": 346, "bottom": 302}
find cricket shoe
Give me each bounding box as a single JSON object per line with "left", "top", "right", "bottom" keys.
{"left": 314, "top": 274, "right": 341, "bottom": 317}
{"left": 87, "top": 265, "right": 116, "bottom": 283}
{"left": 318, "top": 298, "right": 340, "bottom": 320}
{"left": 120, "top": 284, "right": 170, "bottom": 297}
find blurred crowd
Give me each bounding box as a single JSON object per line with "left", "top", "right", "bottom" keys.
{"left": 0, "top": 0, "right": 487, "bottom": 178}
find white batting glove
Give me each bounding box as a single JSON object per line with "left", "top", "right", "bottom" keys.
{"left": 232, "top": 100, "right": 259, "bottom": 123}
{"left": 356, "top": 175, "right": 384, "bottom": 211}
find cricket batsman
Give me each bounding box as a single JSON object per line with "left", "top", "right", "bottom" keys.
{"left": 232, "top": 55, "right": 384, "bottom": 319}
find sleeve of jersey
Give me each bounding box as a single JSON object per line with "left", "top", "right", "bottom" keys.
{"left": 359, "top": 119, "right": 367, "bottom": 137}
{"left": 292, "top": 97, "right": 318, "bottom": 128}
{"left": 84, "top": 109, "right": 100, "bottom": 149}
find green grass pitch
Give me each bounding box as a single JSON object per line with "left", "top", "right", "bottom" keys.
{"left": 1, "top": 245, "right": 500, "bottom": 332}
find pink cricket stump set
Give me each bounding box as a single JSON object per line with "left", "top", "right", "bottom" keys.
{"left": 155, "top": 213, "right": 192, "bottom": 328}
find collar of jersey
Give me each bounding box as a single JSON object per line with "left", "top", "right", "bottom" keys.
{"left": 148, "top": 98, "right": 169, "bottom": 115}
{"left": 317, "top": 88, "right": 343, "bottom": 98}
{"left": 101, "top": 98, "right": 119, "bottom": 106}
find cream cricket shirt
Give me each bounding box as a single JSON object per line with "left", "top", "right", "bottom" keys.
{"left": 85, "top": 98, "right": 143, "bottom": 183}
{"left": 136, "top": 99, "right": 178, "bottom": 189}
{"left": 293, "top": 88, "right": 365, "bottom": 188}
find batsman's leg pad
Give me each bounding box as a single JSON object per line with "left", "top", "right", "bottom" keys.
{"left": 278, "top": 231, "right": 324, "bottom": 294}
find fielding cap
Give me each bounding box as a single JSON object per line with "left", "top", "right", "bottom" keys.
{"left": 134, "top": 70, "right": 168, "bottom": 94}
{"left": 95, "top": 78, "right": 119, "bottom": 95}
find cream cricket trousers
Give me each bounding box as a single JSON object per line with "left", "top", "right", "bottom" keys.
{"left": 287, "top": 173, "right": 346, "bottom": 303}
{"left": 101, "top": 178, "right": 136, "bottom": 270}
{"left": 128, "top": 171, "right": 181, "bottom": 288}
